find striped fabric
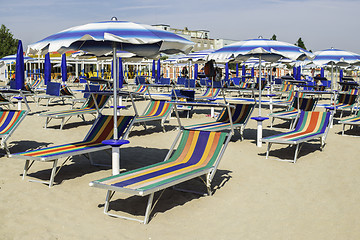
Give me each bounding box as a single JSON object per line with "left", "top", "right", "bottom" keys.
{"left": 30, "top": 79, "right": 43, "bottom": 89}
{"left": 13, "top": 115, "right": 133, "bottom": 159}
{"left": 0, "top": 110, "right": 27, "bottom": 136}
{"left": 40, "top": 94, "right": 109, "bottom": 118}
{"left": 92, "top": 130, "right": 227, "bottom": 193}
{"left": 279, "top": 82, "right": 294, "bottom": 92}
{"left": 135, "top": 100, "right": 172, "bottom": 122}
{"left": 273, "top": 91, "right": 298, "bottom": 107}
{"left": 196, "top": 88, "right": 220, "bottom": 100}
{"left": 270, "top": 97, "right": 317, "bottom": 120}
{"left": 340, "top": 111, "right": 360, "bottom": 126}
{"left": 60, "top": 86, "right": 74, "bottom": 96}
{"left": 263, "top": 111, "right": 330, "bottom": 144}
{"left": 346, "top": 88, "right": 359, "bottom": 95}
{"left": 334, "top": 93, "right": 357, "bottom": 110}
{"left": 185, "top": 103, "right": 254, "bottom": 131}
{"left": 133, "top": 85, "right": 148, "bottom": 94}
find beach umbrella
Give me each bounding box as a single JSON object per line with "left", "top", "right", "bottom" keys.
{"left": 225, "top": 62, "right": 229, "bottom": 80}
{"left": 242, "top": 64, "right": 246, "bottom": 81}
{"left": 44, "top": 52, "right": 51, "bottom": 85}
{"left": 151, "top": 59, "right": 156, "bottom": 79}
{"left": 236, "top": 63, "right": 239, "bottom": 77}
{"left": 26, "top": 18, "right": 194, "bottom": 175}
{"left": 340, "top": 69, "right": 343, "bottom": 81}
{"left": 312, "top": 48, "right": 360, "bottom": 91}
{"left": 157, "top": 58, "right": 161, "bottom": 80}
{"left": 61, "top": 53, "right": 67, "bottom": 84}
{"left": 194, "top": 63, "right": 198, "bottom": 79}
{"left": 14, "top": 40, "right": 25, "bottom": 90}
{"left": 320, "top": 68, "right": 325, "bottom": 77}
{"left": 208, "top": 37, "right": 314, "bottom": 147}
{"left": 177, "top": 49, "right": 215, "bottom": 63}
{"left": 118, "top": 57, "right": 123, "bottom": 88}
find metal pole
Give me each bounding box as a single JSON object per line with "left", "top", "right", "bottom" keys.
{"left": 113, "top": 45, "right": 118, "bottom": 140}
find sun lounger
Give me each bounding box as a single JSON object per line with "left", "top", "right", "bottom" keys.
{"left": 269, "top": 95, "right": 318, "bottom": 129}
{"left": 0, "top": 109, "right": 28, "bottom": 155}
{"left": 184, "top": 103, "right": 255, "bottom": 140}
{"left": 330, "top": 93, "right": 358, "bottom": 118}
{"left": 89, "top": 129, "right": 232, "bottom": 224}
{"left": 262, "top": 111, "right": 332, "bottom": 163}
{"left": 133, "top": 100, "right": 173, "bottom": 132}
{"left": 36, "top": 82, "right": 74, "bottom": 106}
{"left": 10, "top": 114, "right": 135, "bottom": 187}
{"left": 195, "top": 87, "right": 220, "bottom": 101}
{"left": 339, "top": 110, "right": 360, "bottom": 136}
{"left": 39, "top": 93, "right": 110, "bottom": 130}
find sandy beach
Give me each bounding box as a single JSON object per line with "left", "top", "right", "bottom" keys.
{"left": 0, "top": 86, "right": 359, "bottom": 240}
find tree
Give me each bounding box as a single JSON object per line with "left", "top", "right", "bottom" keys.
{"left": 0, "top": 24, "right": 19, "bottom": 59}
{"left": 270, "top": 34, "right": 277, "bottom": 40}
{"left": 295, "top": 37, "right": 307, "bottom": 50}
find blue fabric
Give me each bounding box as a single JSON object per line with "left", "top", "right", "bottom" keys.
{"left": 44, "top": 52, "right": 51, "bottom": 85}
{"left": 194, "top": 64, "right": 198, "bottom": 79}
{"left": 14, "top": 40, "right": 24, "bottom": 90}
{"left": 61, "top": 53, "right": 67, "bottom": 84}
{"left": 119, "top": 57, "right": 123, "bottom": 88}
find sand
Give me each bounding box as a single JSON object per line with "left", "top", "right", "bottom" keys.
{"left": 0, "top": 87, "right": 359, "bottom": 240}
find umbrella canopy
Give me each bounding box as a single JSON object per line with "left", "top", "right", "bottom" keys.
{"left": 14, "top": 40, "right": 25, "bottom": 90}
{"left": 61, "top": 53, "right": 67, "bottom": 84}
{"left": 208, "top": 38, "right": 313, "bottom": 63}
{"left": 27, "top": 20, "right": 194, "bottom": 58}
{"left": 208, "top": 37, "right": 313, "bottom": 147}
{"left": 26, "top": 18, "right": 194, "bottom": 175}
{"left": 44, "top": 52, "right": 51, "bottom": 85}
{"left": 177, "top": 49, "right": 215, "bottom": 63}
{"left": 0, "top": 54, "right": 32, "bottom": 64}
{"left": 312, "top": 48, "right": 360, "bottom": 67}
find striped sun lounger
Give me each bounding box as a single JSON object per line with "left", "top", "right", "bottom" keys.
{"left": 133, "top": 100, "right": 173, "bottom": 132}
{"left": 0, "top": 110, "right": 28, "bottom": 155}
{"left": 262, "top": 111, "right": 332, "bottom": 163}
{"left": 10, "top": 114, "right": 135, "bottom": 187}
{"left": 195, "top": 87, "right": 220, "bottom": 101}
{"left": 89, "top": 129, "right": 232, "bottom": 224}
{"left": 185, "top": 103, "right": 255, "bottom": 140}
{"left": 269, "top": 96, "right": 318, "bottom": 129}
{"left": 331, "top": 93, "right": 358, "bottom": 118}
{"left": 39, "top": 94, "right": 110, "bottom": 130}
{"left": 339, "top": 110, "right": 360, "bottom": 136}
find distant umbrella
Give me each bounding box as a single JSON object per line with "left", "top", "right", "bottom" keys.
{"left": 119, "top": 57, "right": 123, "bottom": 88}
{"left": 44, "top": 52, "right": 51, "bottom": 85}
{"left": 157, "top": 59, "right": 161, "bottom": 80}
{"left": 194, "top": 63, "right": 198, "bottom": 79}
{"left": 61, "top": 53, "right": 67, "bottom": 84}
{"left": 14, "top": 40, "right": 24, "bottom": 90}
{"left": 152, "top": 59, "right": 156, "bottom": 79}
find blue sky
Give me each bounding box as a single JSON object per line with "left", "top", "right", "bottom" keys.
{"left": 1, "top": 0, "right": 359, "bottom": 53}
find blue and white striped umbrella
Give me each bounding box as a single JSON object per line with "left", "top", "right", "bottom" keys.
{"left": 312, "top": 48, "right": 360, "bottom": 67}
{"left": 209, "top": 38, "right": 313, "bottom": 147}
{"left": 26, "top": 18, "right": 194, "bottom": 175}
{"left": 0, "top": 54, "right": 32, "bottom": 64}
{"left": 178, "top": 49, "right": 215, "bottom": 63}
{"left": 208, "top": 38, "right": 314, "bottom": 63}
{"left": 27, "top": 20, "right": 194, "bottom": 58}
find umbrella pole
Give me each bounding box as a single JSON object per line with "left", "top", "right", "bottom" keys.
{"left": 112, "top": 45, "right": 120, "bottom": 175}
{"left": 257, "top": 55, "right": 263, "bottom": 147}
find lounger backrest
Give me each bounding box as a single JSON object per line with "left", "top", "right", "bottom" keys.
{"left": 142, "top": 100, "right": 172, "bottom": 117}
{"left": 60, "top": 86, "right": 73, "bottom": 96}
{"left": 46, "top": 82, "right": 61, "bottom": 96}
{"left": 202, "top": 88, "right": 220, "bottom": 98}
{"left": 337, "top": 93, "right": 357, "bottom": 105}
{"left": 217, "top": 104, "right": 255, "bottom": 124}
{"left": 83, "top": 115, "right": 134, "bottom": 143}
{"left": 99, "top": 130, "right": 228, "bottom": 190}
{"left": 83, "top": 94, "right": 110, "bottom": 109}
{"left": 280, "top": 82, "right": 294, "bottom": 92}
{"left": 293, "top": 111, "right": 331, "bottom": 134}
{"left": 0, "top": 110, "right": 27, "bottom": 135}
{"left": 0, "top": 93, "right": 9, "bottom": 103}
{"left": 134, "top": 85, "right": 148, "bottom": 93}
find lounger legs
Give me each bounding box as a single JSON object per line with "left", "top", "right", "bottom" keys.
{"left": 104, "top": 190, "right": 155, "bottom": 224}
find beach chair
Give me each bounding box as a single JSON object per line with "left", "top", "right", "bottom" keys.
{"left": 0, "top": 109, "right": 28, "bottom": 155}
{"left": 195, "top": 87, "right": 220, "bottom": 101}
{"left": 339, "top": 110, "right": 360, "bottom": 136}
{"left": 133, "top": 100, "right": 173, "bottom": 132}
{"left": 269, "top": 95, "right": 318, "bottom": 129}
{"left": 184, "top": 103, "right": 255, "bottom": 140}
{"left": 89, "top": 129, "right": 232, "bottom": 224}
{"left": 10, "top": 114, "right": 135, "bottom": 187}
{"left": 262, "top": 111, "right": 332, "bottom": 163}
{"left": 131, "top": 85, "right": 149, "bottom": 100}
{"left": 272, "top": 91, "right": 298, "bottom": 108}
{"left": 39, "top": 93, "right": 110, "bottom": 130}
{"left": 36, "top": 82, "right": 73, "bottom": 106}
{"left": 331, "top": 93, "right": 358, "bottom": 118}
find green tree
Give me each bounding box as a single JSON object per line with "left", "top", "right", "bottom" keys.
{"left": 0, "top": 24, "right": 19, "bottom": 59}
{"left": 295, "top": 37, "right": 307, "bottom": 50}
{"left": 270, "top": 34, "right": 277, "bottom": 40}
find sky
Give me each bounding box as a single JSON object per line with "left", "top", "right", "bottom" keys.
{"left": 1, "top": 0, "right": 360, "bottom": 54}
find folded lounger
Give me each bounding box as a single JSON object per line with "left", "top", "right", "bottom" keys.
{"left": 90, "top": 129, "right": 232, "bottom": 224}
{"left": 262, "top": 111, "right": 332, "bottom": 163}
{"left": 185, "top": 103, "right": 255, "bottom": 140}
{"left": 269, "top": 95, "right": 318, "bottom": 129}
{"left": 133, "top": 100, "right": 173, "bottom": 132}
{"left": 39, "top": 93, "right": 110, "bottom": 130}
{"left": 10, "top": 114, "right": 134, "bottom": 187}
{"left": 339, "top": 110, "right": 360, "bottom": 136}
{"left": 0, "top": 109, "right": 28, "bottom": 155}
